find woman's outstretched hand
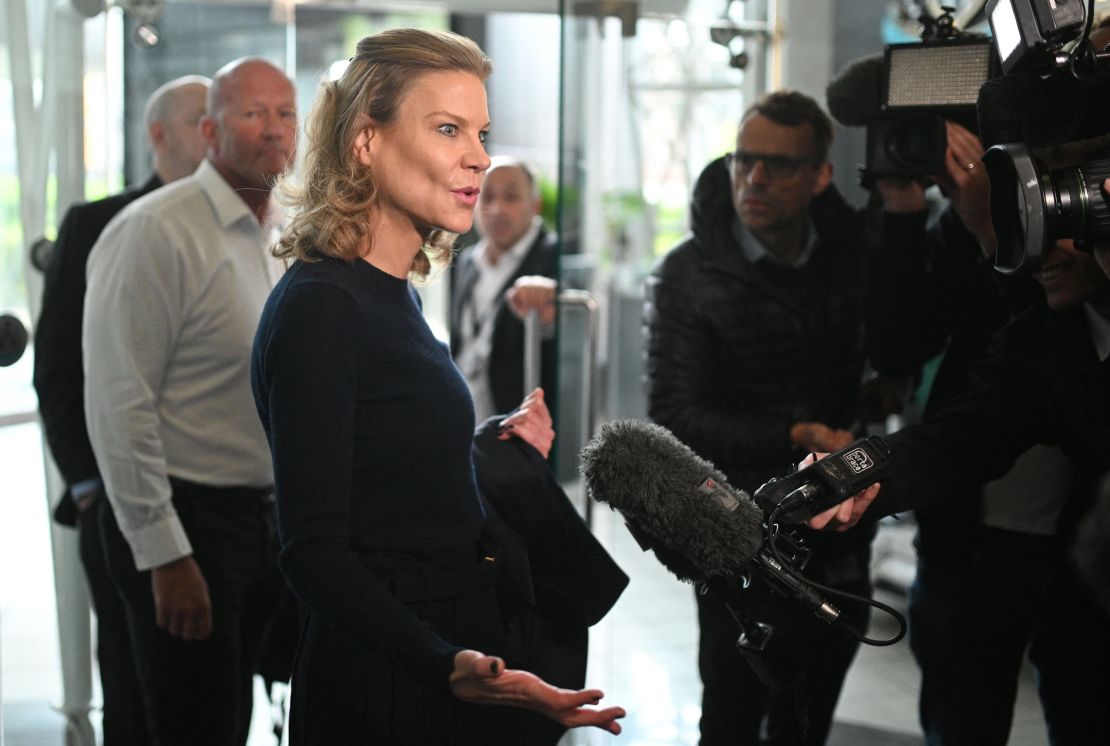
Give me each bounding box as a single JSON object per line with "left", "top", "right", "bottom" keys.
{"left": 449, "top": 650, "right": 626, "bottom": 735}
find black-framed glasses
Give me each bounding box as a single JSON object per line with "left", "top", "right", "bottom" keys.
{"left": 725, "top": 150, "right": 820, "bottom": 180}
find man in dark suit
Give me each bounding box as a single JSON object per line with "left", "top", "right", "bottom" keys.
{"left": 450, "top": 157, "right": 558, "bottom": 422}
{"left": 32, "top": 73, "right": 209, "bottom": 745}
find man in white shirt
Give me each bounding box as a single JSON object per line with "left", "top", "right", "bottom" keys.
{"left": 34, "top": 73, "right": 209, "bottom": 746}
{"left": 450, "top": 157, "right": 558, "bottom": 423}
{"left": 83, "top": 57, "right": 296, "bottom": 746}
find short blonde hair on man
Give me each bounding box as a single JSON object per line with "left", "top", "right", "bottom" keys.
{"left": 275, "top": 28, "right": 492, "bottom": 277}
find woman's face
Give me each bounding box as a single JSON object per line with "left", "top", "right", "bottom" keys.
{"left": 362, "top": 70, "right": 491, "bottom": 247}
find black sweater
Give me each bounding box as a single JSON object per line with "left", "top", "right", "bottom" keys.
{"left": 252, "top": 254, "right": 485, "bottom": 687}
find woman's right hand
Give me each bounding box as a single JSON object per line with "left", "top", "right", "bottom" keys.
{"left": 449, "top": 650, "right": 626, "bottom": 734}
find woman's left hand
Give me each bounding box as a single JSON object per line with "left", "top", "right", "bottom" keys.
{"left": 499, "top": 387, "right": 555, "bottom": 459}
{"left": 450, "top": 650, "right": 626, "bottom": 734}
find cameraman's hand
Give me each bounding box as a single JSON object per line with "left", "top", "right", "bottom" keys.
{"left": 450, "top": 650, "right": 625, "bottom": 734}
{"left": 799, "top": 452, "right": 882, "bottom": 532}
{"left": 151, "top": 555, "right": 212, "bottom": 640}
{"left": 936, "top": 121, "right": 996, "bottom": 257}
{"left": 874, "top": 177, "right": 927, "bottom": 214}
{"left": 790, "top": 421, "right": 855, "bottom": 453}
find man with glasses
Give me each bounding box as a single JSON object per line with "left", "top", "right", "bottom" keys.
{"left": 644, "top": 90, "right": 921, "bottom": 745}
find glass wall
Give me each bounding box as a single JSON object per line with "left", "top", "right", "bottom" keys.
{"left": 552, "top": 0, "right": 774, "bottom": 480}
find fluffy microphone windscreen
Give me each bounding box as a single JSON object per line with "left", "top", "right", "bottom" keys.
{"left": 826, "top": 53, "right": 884, "bottom": 128}
{"left": 580, "top": 419, "right": 765, "bottom": 582}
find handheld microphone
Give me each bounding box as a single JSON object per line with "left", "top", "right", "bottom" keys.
{"left": 754, "top": 436, "right": 893, "bottom": 524}
{"left": 579, "top": 419, "right": 764, "bottom": 584}
{"left": 579, "top": 420, "right": 846, "bottom": 626}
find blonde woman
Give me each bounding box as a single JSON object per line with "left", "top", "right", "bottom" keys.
{"left": 251, "top": 28, "right": 624, "bottom": 744}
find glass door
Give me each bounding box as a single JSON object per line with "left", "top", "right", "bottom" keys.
{"left": 552, "top": 0, "right": 776, "bottom": 486}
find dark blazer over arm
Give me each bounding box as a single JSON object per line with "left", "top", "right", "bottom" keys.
{"left": 33, "top": 175, "right": 163, "bottom": 525}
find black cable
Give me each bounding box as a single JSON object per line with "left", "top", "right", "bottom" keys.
{"left": 765, "top": 503, "right": 908, "bottom": 647}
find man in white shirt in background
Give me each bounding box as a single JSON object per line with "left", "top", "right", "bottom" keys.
{"left": 83, "top": 57, "right": 296, "bottom": 746}
{"left": 34, "top": 73, "right": 209, "bottom": 746}
{"left": 450, "top": 156, "right": 558, "bottom": 425}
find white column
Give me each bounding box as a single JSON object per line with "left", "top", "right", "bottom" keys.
{"left": 6, "top": 1, "right": 95, "bottom": 744}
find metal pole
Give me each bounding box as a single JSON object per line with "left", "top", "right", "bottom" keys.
{"left": 557, "top": 290, "right": 599, "bottom": 526}
{"left": 523, "top": 310, "right": 541, "bottom": 397}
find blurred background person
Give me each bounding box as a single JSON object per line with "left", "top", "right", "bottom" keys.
{"left": 451, "top": 155, "right": 557, "bottom": 423}
{"left": 32, "top": 74, "right": 209, "bottom": 745}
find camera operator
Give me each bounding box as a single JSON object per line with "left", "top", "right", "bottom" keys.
{"left": 813, "top": 133, "right": 1110, "bottom": 744}
{"left": 864, "top": 119, "right": 1094, "bottom": 745}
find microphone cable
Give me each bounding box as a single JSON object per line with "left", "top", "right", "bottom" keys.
{"left": 765, "top": 499, "right": 907, "bottom": 647}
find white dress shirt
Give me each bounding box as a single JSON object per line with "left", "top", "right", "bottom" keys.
{"left": 455, "top": 216, "right": 542, "bottom": 422}
{"left": 83, "top": 159, "right": 282, "bottom": 570}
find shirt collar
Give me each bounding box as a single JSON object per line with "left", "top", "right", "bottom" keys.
{"left": 195, "top": 159, "right": 261, "bottom": 230}
{"left": 733, "top": 215, "right": 817, "bottom": 268}
{"left": 475, "top": 215, "right": 543, "bottom": 270}
{"left": 1084, "top": 303, "right": 1110, "bottom": 361}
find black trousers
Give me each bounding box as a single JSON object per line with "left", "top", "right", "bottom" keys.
{"left": 289, "top": 546, "right": 524, "bottom": 745}
{"left": 910, "top": 526, "right": 1110, "bottom": 746}
{"left": 79, "top": 498, "right": 150, "bottom": 745}
{"left": 100, "top": 478, "right": 288, "bottom": 746}
{"left": 696, "top": 548, "right": 872, "bottom": 746}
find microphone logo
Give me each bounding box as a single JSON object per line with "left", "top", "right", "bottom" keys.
{"left": 697, "top": 477, "right": 742, "bottom": 513}
{"left": 843, "top": 447, "right": 874, "bottom": 474}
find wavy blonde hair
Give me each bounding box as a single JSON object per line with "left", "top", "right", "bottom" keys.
{"left": 275, "top": 28, "right": 492, "bottom": 277}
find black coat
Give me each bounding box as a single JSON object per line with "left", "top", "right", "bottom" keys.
{"left": 450, "top": 228, "right": 558, "bottom": 414}
{"left": 33, "top": 175, "right": 163, "bottom": 526}
{"left": 880, "top": 303, "right": 1110, "bottom": 543}
{"left": 644, "top": 155, "right": 880, "bottom": 559}
{"left": 645, "top": 157, "right": 868, "bottom": 487}
{"left": 472, "top": 417, "right": 628, "bottom": 746}
{"left": 867, "top": 204, "right": 1045, "bottom": 552}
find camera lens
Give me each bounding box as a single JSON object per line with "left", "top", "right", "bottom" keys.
{"left": 1045, "top": 159, "right": 1110, "bottom": 252}
{"left": 887, "top": 121, "right": 935, "bottom": 169}
{"left": 984, "top": 144, "right": 1044, "bottom": 273}
{"left": 985, "top": 143, "right": 1110, "bottom": 273}
{"left": 866, "top": 114, "right": 947, "bottom": 176}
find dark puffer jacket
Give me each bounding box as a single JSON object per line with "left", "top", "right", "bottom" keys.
{"left": 644, "top": 155, "right": 879, "bottom": 559}
{"left": 645, "top": 158, "right": 870, "bottom": 487}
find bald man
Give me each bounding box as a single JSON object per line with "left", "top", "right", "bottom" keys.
{"left": 82, "top": 58, "right": 296, "bottom": 746}
{"left": 34, "top": 74, "right": 209, "bottom": 745}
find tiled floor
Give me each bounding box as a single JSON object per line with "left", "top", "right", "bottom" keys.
{"left": 2, "top": 428, "right": 1050, "bottom": 745}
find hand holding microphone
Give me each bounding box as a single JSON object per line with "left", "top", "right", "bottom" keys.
{"left": 800, "top": 452, "right": 884, "bottom": 532}
{"left": 754, "top": 435, "right": 891, "bottom": 524}
{"left": 580, "top": 420, "right": 904, "bottom": 646}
